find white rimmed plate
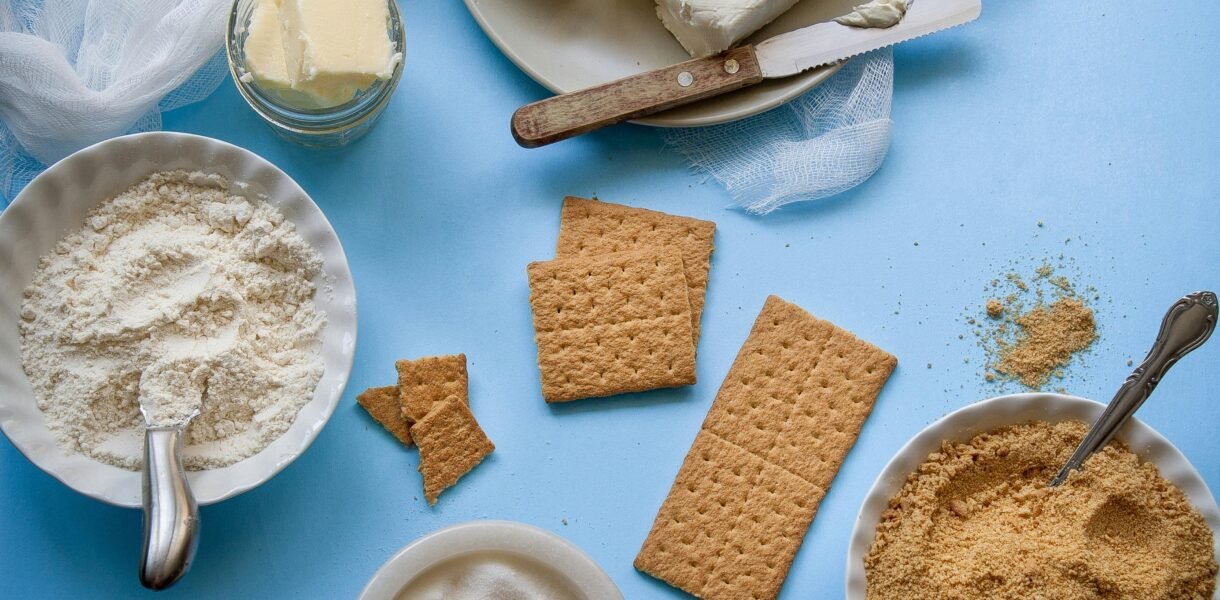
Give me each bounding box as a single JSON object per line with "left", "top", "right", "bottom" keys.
{"left": 0, "top": 132, "right": 357, "bottom": 508}
{"left": 359, "top": 520, "right": 623, "bottom": 600}
{"left": 844, "top": 393, "right": 1220, "bottom": 598}
{"left": 463, "top": 0, "right": 858, "bottom": 127}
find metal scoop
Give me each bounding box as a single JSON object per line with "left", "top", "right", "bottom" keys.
{"left": 136, "top": 361, "right": 204, "bottom": 590}
{"left": 1050, "top": 290, "right": 1218, "bottom": 487}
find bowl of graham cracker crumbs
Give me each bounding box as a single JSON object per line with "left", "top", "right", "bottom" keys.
{"left": 845, "top": 393, "right": 1220, "bottom": 599}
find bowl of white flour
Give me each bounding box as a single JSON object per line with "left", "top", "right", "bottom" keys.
{"left": 0, "top": 132, "right": 356, "bottom": 508}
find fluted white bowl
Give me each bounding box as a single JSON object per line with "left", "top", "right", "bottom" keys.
{"left": 844, "top": 393, "right": 1220, "bottom": 598}
{"left": 0, "top": 132, "right": 356, "bottom": 508}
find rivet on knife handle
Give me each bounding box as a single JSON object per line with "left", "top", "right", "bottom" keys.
{"left": 511, "top": 46, "right": 764, "bottom": 149}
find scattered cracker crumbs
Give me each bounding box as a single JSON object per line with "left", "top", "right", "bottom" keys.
{"left": 865, "top": 421, "right": 1216, "bottom": 599}
{"left": 970, "top": 260, "right": 1100, "bottom": 389}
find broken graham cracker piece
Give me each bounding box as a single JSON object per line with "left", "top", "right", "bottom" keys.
{"left": 395, "top": 354, "right": 467, "bottom": 422}
{"left": 635, "top": 295, "right": 896, "bottom": 600}
{"left": 527, "top": 249, "right": 697, "bottom": 403}
{"left": 412, "top": 397, "right": 495, "bottom": 505}
{"left": 556, "top": 196, "right": 715, "bottom": 345}
{"left": 356, "top": 386, "right": 412, "bottom": 447}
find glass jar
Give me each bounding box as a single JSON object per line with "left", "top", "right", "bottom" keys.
{"left": 225, "top": 0, "right": 405, "bottom": 148}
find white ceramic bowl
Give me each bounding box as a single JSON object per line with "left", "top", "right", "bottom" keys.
{"left": 844, "top": 393, "right": 1220, "bottom": 598}
{"left": 360, "top": 521, "right": 623, "bottom": 600}
{"left": 0, "top": 132, "right": 357, "bottom": 508}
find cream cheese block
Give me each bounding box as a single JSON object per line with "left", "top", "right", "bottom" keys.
{"left": 656, "top": 0, "right": 801, "bottom": 57}
{"left": 835, "top": 0, "right": 910, "bottom": 28}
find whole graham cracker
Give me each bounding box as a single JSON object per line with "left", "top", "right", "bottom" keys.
{"left": 395, "top": 354, "right": 467, "bottom": 422}
{"left": 527, "top": 249, "right": 697, "bottom": 402}
{"left": 355, "top": 386, "right": 413, "bottom": 447}
{"left": 412, "top": 397, "right": 495, "bottom": 505}
{"left": 555, "top": 197, "right": 715, "bottom": 345}
{"left": 635, "top": 295, "right": 897, "bottom": 600}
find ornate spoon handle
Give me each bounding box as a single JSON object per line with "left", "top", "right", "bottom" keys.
{"left": 1050, "top": 291, "right": 1217, "bottom": 487}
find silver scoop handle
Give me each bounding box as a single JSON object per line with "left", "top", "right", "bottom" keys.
{"left": 1050, "top": 291, "right": 1217, "bottom": 487}
{"left": 140, "top": 427, "right": 199, "bottom": 590}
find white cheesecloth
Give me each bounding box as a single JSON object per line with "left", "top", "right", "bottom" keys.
{"left": 665, "top": 49, "right": 894, "bottom": 215}
{"left": 0, "top": 0, "right": 229, "bottom": 206}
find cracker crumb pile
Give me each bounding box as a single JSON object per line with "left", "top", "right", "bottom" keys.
{"left": 997, "top": 297, "right": 1096, "bottom": 387}
{"left": 865, "top": 421, "right": 1217, "bottom": 600}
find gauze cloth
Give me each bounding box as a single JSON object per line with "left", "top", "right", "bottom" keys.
{"left": 665, "top": 49, "right": 893, "bottom": 215}
{"left": 0, "top": 0, "right": 229, "bottom": 206}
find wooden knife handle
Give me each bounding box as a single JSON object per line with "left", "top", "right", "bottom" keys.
{"left": 511, "top": 45, "right": 764, "bottom": 148}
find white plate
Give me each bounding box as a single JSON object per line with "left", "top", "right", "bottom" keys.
{"left": 359, "top": 521, "right": 623, "bottom": 600}
{"left": 464, "top": 0, "right": 859, "bottom": 127}
{"left": 844, "top": 393, "right": 1220, "bottom": 598}
{"left": 0, "top": 132, "right": 357, "bottom": 508}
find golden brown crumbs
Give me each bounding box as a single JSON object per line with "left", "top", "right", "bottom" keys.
{"left": 864, "top": 421, "right": 1216, "bottom": 600}
{"left": 986, "top": 298, "right": 1004, "bottom": 318}
{"left": 996, "top": 297, "right": 1096, "bottom": 387}
{"left": 971, "top": 261, "right": 1100, "bottom": 389}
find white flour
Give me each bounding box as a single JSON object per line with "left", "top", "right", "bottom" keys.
{"left": 19, "top": 171, "right": 326, "bottom": 471}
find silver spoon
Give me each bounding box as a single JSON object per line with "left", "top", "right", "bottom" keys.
{"left": 1050, "top": 290, "right": 1217, "bottom": 487}
{"left": 137, "top": 362, "right": 204, "bottom": 590}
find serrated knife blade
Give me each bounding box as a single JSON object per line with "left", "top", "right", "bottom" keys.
{"left": 756, "top": 0, "right": 982, "bottom": 78}
{"left": 511, "top": 0, "right": 983, "bottom": 148}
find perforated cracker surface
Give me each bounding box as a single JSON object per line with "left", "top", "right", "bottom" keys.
{"left": 705, "top": 296, "right": 897, "bottom": 486}
{"left": 634, "top": 431, "right": 763, "bottom": 593}
{"left": 412, "top": 397, "right": 495, "bottom": 505}
{"left": 527, "top": 249, "right": 697, "bottom": 402}
{"left": 635, "top": 295, "right": 896, "bottom": 599}
{"left": 395, "top": 354, "right": 467, "bottom": 422}
{"left": 355, "top": 386, "right": 412, "bottom": 447}
{"left": 555, "top": 197, "right": 715, "bottom": 344}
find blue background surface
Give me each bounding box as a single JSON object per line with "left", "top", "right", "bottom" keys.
{"left": 2, "top": 0, "right": 1219, "bottom": 598}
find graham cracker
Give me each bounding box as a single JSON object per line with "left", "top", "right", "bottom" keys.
{"left": 635, "top": 295, "right": 897, "bottom": 599}
{"left": 704, "top": 296, "right": 897, "bottom": 486}
{"left": 526, "top": 249, "right": 697, "bottom": 402}
{"left": 355, "top": 386, "right": 412, "bottom": 447}
{"left": 395, "top": 354, "right": 467, "bottom": 422}
{"left": 634, "top": 431, "right": 763, "bottom": 593}
{"left": 411, "top": 396, "right": 495, "bottom": 505}
{"left": 555, "top": 197, "right": 715, "bottom": 345}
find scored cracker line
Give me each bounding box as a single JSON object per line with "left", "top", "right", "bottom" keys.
{"left": 706, "top": 430, "right": 824, "bottom": 491}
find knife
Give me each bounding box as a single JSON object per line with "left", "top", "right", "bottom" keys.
{"left": 511, "top": 0, "right": 981, "bottom": 148}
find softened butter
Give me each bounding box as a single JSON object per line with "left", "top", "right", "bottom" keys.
{"left": 243, "top": 0, "right": 401, "bottom": 108}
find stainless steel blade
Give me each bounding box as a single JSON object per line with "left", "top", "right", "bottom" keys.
{"left": 755, "top": 0, "right": 982, "bottom": 78}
